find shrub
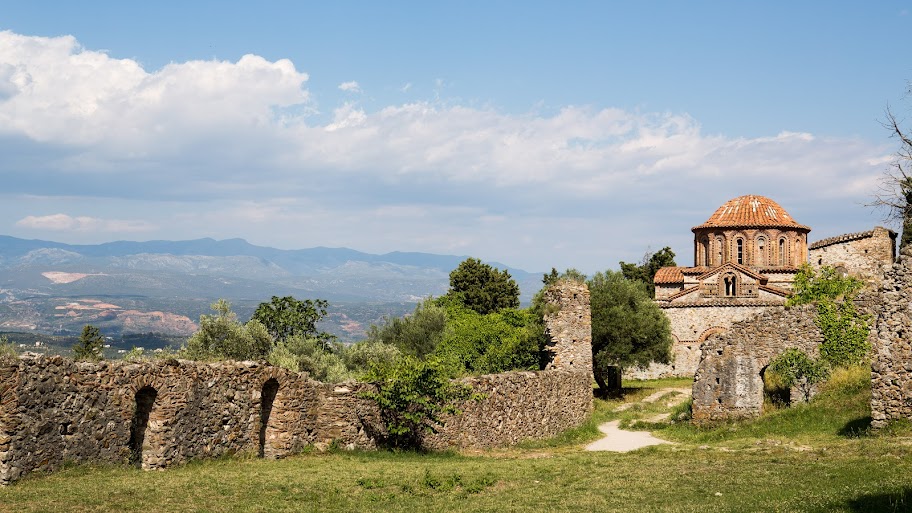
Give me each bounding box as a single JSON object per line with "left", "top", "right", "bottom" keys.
{"left": 361, "top": 356, "right": 479, "bottom": 449}
{"left": 267, "top": 335, "right": 350, "bottom": 383}
{"left": 367, "top": 299, "right": 449, "bottom": 358}
{"left": 0, "top": 335, "right": 16, "bottom": 358}
{"left": 768, "top": 348, "right": 829, "bottom": 402}
{"left": 183, "top": 299, "right": 273, "bottom": 361}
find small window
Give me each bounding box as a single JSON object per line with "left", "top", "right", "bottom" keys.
{"left": 779, "top": 239, "right": 787, "bottom": 265}
{"left": 736, "top": 239, "right": 744, "bottom": 265}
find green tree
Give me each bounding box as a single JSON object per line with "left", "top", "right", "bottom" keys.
{"left": 432, "top": 298, "right": 543, "bottom": 376}
{"left": 361, "top": 355, "right": 478, "bottom": 450}
{"left": 786, "top": 264, "right": 864, "bottom": 307}
{"left": 367, "top": 298, "right": 449, "bottom": 358}
{"left": 251, "top": 295, "right": 332, "bottom": 344}
{"left": 786, "top": 265, "right": 871, "bottom": 369}
{"left": 619, "top": 247, "right": 676, "bottom": 297}
{"left": 447, "top": 258, "right": 519, "bottom": 314}
{"left": 73, "top": 325, "right": 105, "bottom": 361}
{"left": 588, "top": 270, "right": 673, "bottom": 392}
{"left": 183, "top": 299, "right": 273, "bottom": 360}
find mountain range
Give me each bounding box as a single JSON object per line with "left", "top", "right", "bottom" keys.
{"left": 0, "top": 235, "right": 543, "bottom": 343}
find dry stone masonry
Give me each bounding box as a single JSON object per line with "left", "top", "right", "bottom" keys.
{"left": 691, "top": 305, "right": 821, "bottom": 425}
{"left": 871, "top": 246, "right": 912, "bottom": 428}
{"left": 0, "top": 281, "right": 593, "bottom": 485}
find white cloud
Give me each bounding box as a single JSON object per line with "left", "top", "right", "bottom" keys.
{"left": 338, "top": 80, "right": 361, "bottom": 93}
{"left": 0, "top": 31, "right": 896, "bottom": 271}
{"left": 16, "top": 214, "right": 155, "bottom": 233}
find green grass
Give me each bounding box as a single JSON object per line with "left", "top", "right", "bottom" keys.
{"left": 3, "top": 372, "right": 911, "bottom": 513}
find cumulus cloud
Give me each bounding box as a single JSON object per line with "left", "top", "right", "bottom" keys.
{"left": 338, "top": 80, "right": 361, "bottom": 93}
{"left": 16, "top": 214, "right": 155, "bottom": 233}
{"left": 0, "top": 30, "right": 894, "bottom": 270}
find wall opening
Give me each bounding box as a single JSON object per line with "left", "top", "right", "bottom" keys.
{"left": 128, "top": 386, "right": 158, "bottom": 468}
{"left": 736, "top": 239, "right": 744, "bottom": 264}
{"left": 259, "top": 378, "right": 280, "bottom": 458}
{"left": 760, "top": 366, "right": 790, "bottom": 411}
{"left": 779, "top": 239, "right": 787, "bottom": 265}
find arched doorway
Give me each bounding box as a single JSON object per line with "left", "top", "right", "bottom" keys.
{"left": 128, "top": 386, "right": 158, "bottom": 468}
{"left": 259, "top": 378, "right": 280, "bottom": 458}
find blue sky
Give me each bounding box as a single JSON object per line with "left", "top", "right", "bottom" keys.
{"left": 1, "top": 2, "right": 910, "bottom": 273}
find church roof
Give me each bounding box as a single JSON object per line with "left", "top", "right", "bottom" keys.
{"left": 692, "top": 195, "right": 810, "bottom": 231}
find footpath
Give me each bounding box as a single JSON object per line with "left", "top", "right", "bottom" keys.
{"left": 585, "top": 387, "right": 690, "bottom": 452}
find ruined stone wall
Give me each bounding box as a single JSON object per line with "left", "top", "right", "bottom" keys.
{"left": 871, "top": 247, "right": 912, "bottom": 428}
{"left": 626, "top": 304, "right": 776, "bottom": 379}
{"left": 0, "top": 357, "right": 320, "bottom": 485}
{"left": 543, "top": 280, "right": 593, "bottom": 375}
{"left": 810, "top": 227, "right": 896, "bottom": 283}
{"left": 691, "top": 305, "right": 821, "bottom": 425}
{"left": 0, "top": 281, "right": 593, "bottom": 485}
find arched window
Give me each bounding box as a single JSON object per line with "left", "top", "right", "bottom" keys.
{"left": 701, "top": 237, "right": 710, "bottom": 266}
{"left": 779, "top": 238, "right": 787, "bottom": 266}
{"left": 723, "top": 274, "right": 737, "bottom": 297}
{"left": 757, "top": 237, "right": 767, "bottom": 266}
{"left": 715, "top": 237, "right": 724, "bottom": 266}
{"left": 736, "top": 239, "right": 744, "bottom": 265}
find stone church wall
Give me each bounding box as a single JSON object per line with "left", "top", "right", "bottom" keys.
{"left": 871, "top": 247, "right": 912, "bottom": 428}
{"left": 626, "top": 304, "right": 775, "bottom": 379}
{"left": 810, "top": 227, "right": 896, "bottom": 283}
{"left": 0, "top": 281, "right": 593, "bottom": 485}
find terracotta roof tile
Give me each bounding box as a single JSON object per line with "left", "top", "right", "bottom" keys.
{"left": 692, "top": 195, "right": 810, "bottom": 231}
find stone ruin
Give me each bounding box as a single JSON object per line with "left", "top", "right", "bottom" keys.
{"left": 871, "top": 247, "right": 912, "bottom": 428}
{"left": 691, "top": 305, "right": 821, "bottom": 425}
{"left": 688, "top": 223, "right": 899, "bottom": 425}
{"left": 0, "top": 281, "right": 593, "bottom": 485}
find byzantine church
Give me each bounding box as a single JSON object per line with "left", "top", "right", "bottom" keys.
{"left": 631, "top": 194, "right": 897, "bottom": 379}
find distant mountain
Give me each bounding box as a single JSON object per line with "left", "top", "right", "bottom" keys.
{"left": 0, "top": 235, "right": 543, "bottom": 341}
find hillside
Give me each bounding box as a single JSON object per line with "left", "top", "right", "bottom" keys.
{"left": 0, "top": 236, "right": 543, "bottom": 341}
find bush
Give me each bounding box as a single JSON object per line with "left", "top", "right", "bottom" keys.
{"left": 0, "top": 335, "right": 16, "bottom": 358}
{"left": 361, "top": 356, "right": 479, "bottom": 449}
{"left": 183, "top": 300, "right": 273, "bottom": 361}
{"left": 768, "top": 348, "right": 829, "bottom": 402}
{"left": 267, "top": 335, "right": 350, "bottom": 383}
{"left": 367, "top": 299, "right": 449, "bottom": 358}
{"left": 342, "top": 340, "right": 402, "bottom": 377}
{"left": 432, "top": 299, "right": 543, "bottom": 376}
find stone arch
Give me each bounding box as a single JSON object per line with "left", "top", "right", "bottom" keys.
{"left": 128, "top": 385, "right": 158, "bottom": 468}
{"left": 696, "top": 327, "right": 726, "bottom": 344}
{"left": 259, "top": 378, "right": 280, "bottom": 458}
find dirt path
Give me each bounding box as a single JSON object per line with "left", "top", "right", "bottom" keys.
{"left": 585, "top": 387, "right": 691, "bottom": 452}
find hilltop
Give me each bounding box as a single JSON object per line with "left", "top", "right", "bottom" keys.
{"left": 0, "top": 235, "right": 542, "bottom": 344}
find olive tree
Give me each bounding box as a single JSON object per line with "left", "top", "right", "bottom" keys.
{"left": 588, "top": 270, "right": 673, "bottom": 392}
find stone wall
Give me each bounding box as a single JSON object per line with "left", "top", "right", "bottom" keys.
{"left": 626, "top": 304, "right": 775, "bottom": 379}
{"left": 0, "top": 281, "right": 593, "bottom": 485}
{"left": 810, "top": 226, "right": 896, "bottom": 283}
{"left": 691, "top": 305, "right": 822, "bottom": 425}
{"left": 871, "top": 247, "right": 912, "bottom": 428}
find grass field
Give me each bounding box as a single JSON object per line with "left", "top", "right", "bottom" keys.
{"left": 2, "top": 372, "right": 911, "bottom": 513}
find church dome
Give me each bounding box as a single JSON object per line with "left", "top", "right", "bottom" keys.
{"left": 692, "top": 195, "right": 809, "bottom": 231}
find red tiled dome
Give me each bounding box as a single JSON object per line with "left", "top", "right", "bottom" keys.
{"left": 692, "top": 195, "right": 809, "bottom": 231}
